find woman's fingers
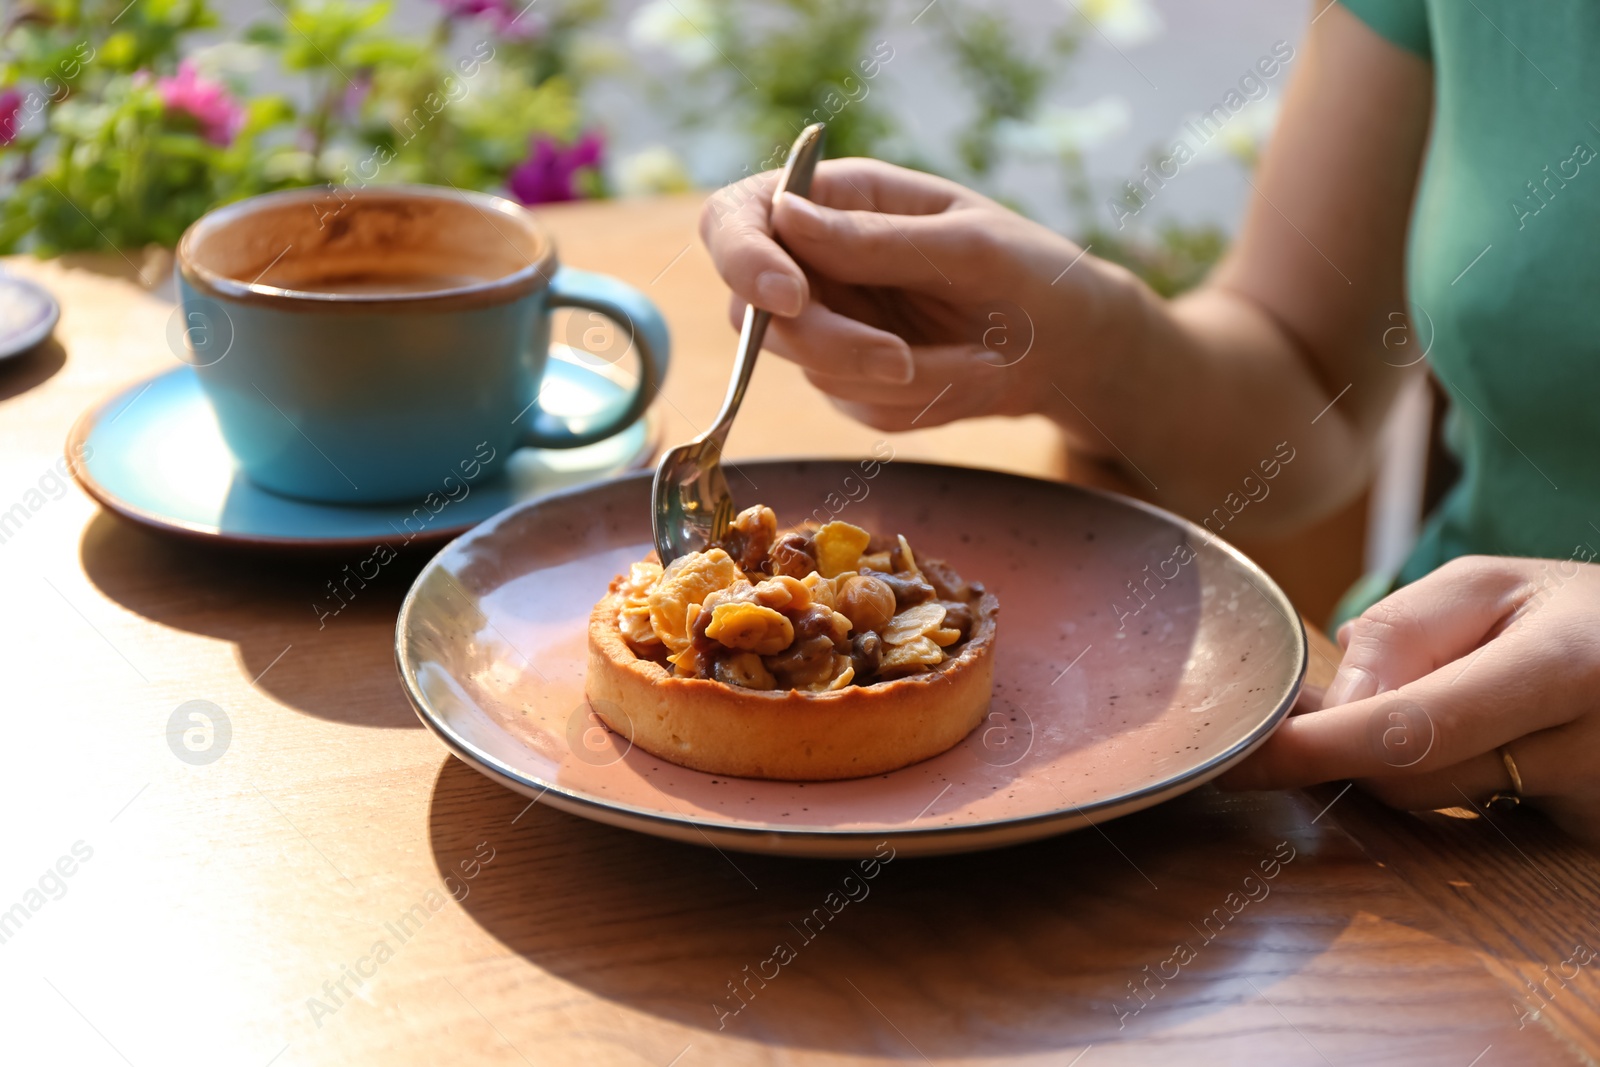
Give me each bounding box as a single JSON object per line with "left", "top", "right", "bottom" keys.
{"left": 816, "top": 355, "right": 1016, "bottom": 431}
{"left": 1356, "top": 749, "right": 1513, "bottom": 811}
{"left": 699, "top": 159, "right": 972, "bottom": 317}
{"left": 1218, "top": 622, "right": 1579, "bottom": 791}
{"left": 1360, "top": 715, "right": 1595, "bottom": 811}
{"left": 1321, "top": 556, "right": 1532, "bottom": 706}
{"left": 720, "top": 291, "right": 1013, "bottom": 428}
{"left": 726, "top": 296, "right": 913, "bottom": 383}
{"left": 1289, "top": 683, "right": 1326, "bottom": 716}
{"left": 732, "top": 292, "right": 1013, "bottom": 400}
{"left": 807, "top": 346, "right": 1010, "bottom": 405}
{"left": 772, "top": 194, "right": 987, "bottom": 293}
{"left": 815, "top": 352, "right": 1010, "bottom": 430}
{"left": 804, "top": 157, "right": 973, "bottom": 215}
{"left": 700, "top": 171, "right": 807, "bottom": 316}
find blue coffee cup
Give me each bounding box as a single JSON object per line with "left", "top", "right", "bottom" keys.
{"left": 174, "top": 184, "right": 668, "bottom": 504}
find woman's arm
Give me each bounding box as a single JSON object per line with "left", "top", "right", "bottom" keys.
{"left": 700, "top": 7, "right": 1433, "bottom": 537}
{"left": 1078, "top": 4, "right": 1434, "bottom": 531}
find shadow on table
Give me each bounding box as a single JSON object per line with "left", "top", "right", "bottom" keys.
{"left": 79, "top": 509, "right": 435, "bottom": 727}
{"left": 0, "top": 338, "right": 67, "bottom": 402}
{"left": 428, "top": 755, "right": 1357, "bottom": 1059}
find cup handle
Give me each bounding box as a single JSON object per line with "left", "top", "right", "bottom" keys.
{"left": 516, "top": 267, "right": 671, "bottom": 449}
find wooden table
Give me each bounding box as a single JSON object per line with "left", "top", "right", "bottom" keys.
{"left": 3, "top": 195, "right": 1598, "bottom": 1066}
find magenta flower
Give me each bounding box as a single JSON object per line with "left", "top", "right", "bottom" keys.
{"left": 157, "top": 61, "right": 244, "bottom": 146}
{"left": 435, "top": 0, "right": 545, "bottom": 39}
{"left": 0, "top": 89, "right": 23, "bottom": 146}
{"left": 436, "top": 0, "right": 497, "bottom": 15}
{"left": 508, "top": 130, "right": 605, "bottom": 204}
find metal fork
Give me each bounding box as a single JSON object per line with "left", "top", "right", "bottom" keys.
{"left": 650, "top": 122, "right": 826, "bottom": 565}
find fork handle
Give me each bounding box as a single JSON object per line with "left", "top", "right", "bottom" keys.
{"left": 705, "top": 303, "right": 771, "bottom": 451}
{"left": 704, "top": 123, "right": 826, "bottom": 447}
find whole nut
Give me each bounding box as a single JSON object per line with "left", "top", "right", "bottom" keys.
{"left": 864, "top": 569, "right": 935, "bottom": 610}
{"left": 836, "top": 574, "right": 896, "bottom": 634}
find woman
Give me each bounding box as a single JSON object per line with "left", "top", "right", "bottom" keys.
{"left": 699, "top": 2, "right": 1600, "bottom": 839}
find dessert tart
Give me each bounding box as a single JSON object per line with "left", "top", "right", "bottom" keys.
{"left": 585, "top": 505, "right": 999, "bottom": 780}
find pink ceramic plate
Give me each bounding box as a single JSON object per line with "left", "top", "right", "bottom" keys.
{"left": 396, "top": 460, "right": 1305, "bottom": 858}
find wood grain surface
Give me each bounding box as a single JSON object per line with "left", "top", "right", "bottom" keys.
{"left": 1, "top": 195, "right": 1596, "bottom": 1066}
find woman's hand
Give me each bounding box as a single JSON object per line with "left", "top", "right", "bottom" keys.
{"left": 698, "top": 158, "right": 1134, "bottom": 431}
{"left": 1220, "top": 555, "right": 1600, "bottom": 842}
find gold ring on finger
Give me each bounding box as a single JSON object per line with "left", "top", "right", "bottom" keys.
{"left": 1486, "top": 745, "right": 1525, "bottom": 813}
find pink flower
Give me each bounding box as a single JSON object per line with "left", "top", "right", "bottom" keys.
{"left": 437, "top": 0, "right": 497, "bottom": 15}
{"left": 508, "top": 130, "right": 605, "bottom": 204}
{"left": 0, "top": 89, "right": 22, "bottom": 146}
{"left": 435, "top": 0, "right": 545, "bottom": 39}
{"left": 157, "top": 61, "right": 244, "bottom": 146}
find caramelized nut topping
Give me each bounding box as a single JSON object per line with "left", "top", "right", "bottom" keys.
{"left": 850, "top": 630, "right": 883, "bottom": 678}
{"left": 721, "top": 505, "right": 778, "bottom": 574}
{"left": 836, "top": 574, "right": 895, "bottom": 634}
{"left": 765, "top": 634, "right": 839, "bottom": 690}
{"left": 863, "top": 569, "right": 935, "bottom": 611}
{"left": 614, "top": 505, "right": 983, "bottom": 689}
{"left": 647, "top": 549, "right": 741, "bottom": 654}
{"left": 714, "top": 651, "right": 777, "bottom": 690}
{"left": 706, "top": 602, "right": 794, "bottom": 656}
{"left": 920, "top": 557, "right": 972, "bottom": 602}
{"left": 938, "top": 600, "right": 974, "bottom": 642}
{"left": 768, "top": 531, "right": 818, "bottom": 578}
{"left": 814, "top": 521, "right": 872, "bottom": 578}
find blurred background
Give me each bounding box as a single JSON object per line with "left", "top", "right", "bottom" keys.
{"left": 6, "top": 0, "right": 1427, "bottom": 622}
{"left": 1, "top": 0, "right": 1304, "bottom": 286}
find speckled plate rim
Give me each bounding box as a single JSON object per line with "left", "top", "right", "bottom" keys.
{"left": 64, "top": 366, "right": 661, "bottom": 550}
{"left": 395, "top": 460, "right": 1308, "bottom": 859}
{"left": 0, "top": 274, "right": 61, "bottom": 361}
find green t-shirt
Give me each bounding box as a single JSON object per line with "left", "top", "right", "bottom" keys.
{"left": 1334, "top": 0, "right": 1600, "bottom": 622}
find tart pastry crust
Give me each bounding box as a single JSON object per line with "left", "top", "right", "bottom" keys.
{"left": 585, "top": 584, "right": 998, "bottom": 781}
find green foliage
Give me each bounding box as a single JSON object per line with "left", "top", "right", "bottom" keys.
{"left": 0, "top": 0, "right": 604, "bottom": 254}
{"left": 237, "top": 0, "right": 590, "bottom": 189}
{"left": 0, "top": 0, "right": 295, "bottom": 253}
{"left": 2, "top": 0, "right": 1241, "bottom": 291}
{"left": 273, "top": 0, "right": 397, "bottom": 73}
{"left": 640, "top": 0, "right": 898, "bottom": 175}
{"left": 936, "top": 2, "right": 1077, "bottom": 178}
{"left": 716, "top": 0, "right": 892, "bottom": 162}
{"left": 930, "top": 2, "right": 1229, "bottom": 296}
{"left": 501, "top": 0, "right": 611, "bottom": 89}
{"left": 43, "top": 0, "right": 219, "bottom": 76}
{"left": 368, "top": 67, "right": 582, "bottom": 190}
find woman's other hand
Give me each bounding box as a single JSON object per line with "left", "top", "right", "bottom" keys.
{"left": 1220, "top": 555, "right": 1600, "bottom": 842}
